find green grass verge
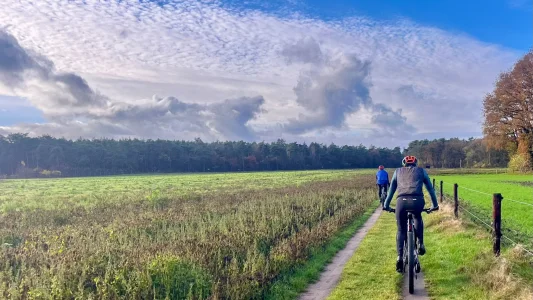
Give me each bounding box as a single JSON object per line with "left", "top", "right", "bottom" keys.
{"left": 422, "top": 204, "right": 533, "bottom": 300}
{"left": 433, "top": 173, "right": 533, "bottom": 246}
{"left": 328, "top": 202, "right": 532, "bottom": 300}
{"left": 327, "top": 209, "right": 402, "bottom": 300}
{"left": 265, "top": 201, "right": 380, "bottom": 300}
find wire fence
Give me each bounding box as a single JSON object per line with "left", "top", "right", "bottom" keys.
{"left": 436, "top": 181, "right": 533, "bottom": 257}
{"left": 502, "top": 235, "right": 533, "bottom": 257}
{"left": 458, "top": 185, "right": 533, "bottom": 207}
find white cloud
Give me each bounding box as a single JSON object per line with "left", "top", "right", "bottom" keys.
{"left": 0, "top": 0, "right": 520, "bottom": 147}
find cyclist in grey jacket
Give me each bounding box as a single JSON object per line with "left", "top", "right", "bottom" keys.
{"left": 383, "top": 155, "right": 439, "bottom": 273}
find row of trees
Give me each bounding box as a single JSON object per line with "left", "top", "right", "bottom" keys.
{"left": 404, "top": 138, "right": 509, "bottom": 169}
{"left": 0, "top": 134, "right": 405, "bottom": 177}
{"left": 0, "top": 133, "right": 512, "bottom": 178}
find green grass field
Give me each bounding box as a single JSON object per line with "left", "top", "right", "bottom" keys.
{"left": 1, "top": 169, "right": 531, "bottom": 299}
{"left": 0, "top": 170, "right": 377, "bottom": 299}
{"left": 0, "top": 169, "right": 373, "bottom": 212}
{"left": 432, "top": 173, "right": 533, "bottom": 247}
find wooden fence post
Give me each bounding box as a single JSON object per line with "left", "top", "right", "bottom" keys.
{"left": 440, "top": 181, "right": 443, "bottom": 203}
{"left": 453, "top": 184, "right": 458, "bottom": 218}
{"left": 492, "top": 193, "right": 503, "bottom": 256}
{"left": 432, "top": 178, "right": 436, "bottom": 189}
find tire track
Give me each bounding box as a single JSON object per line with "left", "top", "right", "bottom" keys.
{"left": 403, "top": 270, "right": 430, "bottom": 300}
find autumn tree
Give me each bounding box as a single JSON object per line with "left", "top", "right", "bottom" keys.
{"left": 483, "top": 50, "right": 533, "bottom": 170}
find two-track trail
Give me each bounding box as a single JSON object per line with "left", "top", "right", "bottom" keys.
{"left": 298, "top": 207, "right": 382, "bottom": 300}
{"left": 299, "top": 206, "right": 430, "bottom": 300}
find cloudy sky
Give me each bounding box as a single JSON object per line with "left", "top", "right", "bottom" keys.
{"left": 0, "top": 0, "right": 530, "bottom": 147}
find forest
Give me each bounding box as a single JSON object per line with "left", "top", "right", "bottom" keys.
{"left": 0, "top": 134, "right": 508, "bottom": 178}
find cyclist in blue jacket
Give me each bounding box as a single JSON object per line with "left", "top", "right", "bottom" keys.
{"left": 376, "top": 165, "right": 389, "bottom": 202}
{"left": 383, "top": 156, "right": 439, "bottom": 273}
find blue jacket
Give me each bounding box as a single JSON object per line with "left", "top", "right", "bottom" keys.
{"left": 376, "top": 170, "right": 389, "bottom": 185}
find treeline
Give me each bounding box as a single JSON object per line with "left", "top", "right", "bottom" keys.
{"left": 0, "top": 134, "right": 511, "bottom": 178}
{"left": 0, "top": 134, "right": 404, "bottom": 177}
{"left": 405, "top": 138, "right": 509, "bottom": 168}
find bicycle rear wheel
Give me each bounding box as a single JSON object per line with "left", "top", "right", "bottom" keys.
{"left": 408, "top": 230, "right": 415, "bottom": 294}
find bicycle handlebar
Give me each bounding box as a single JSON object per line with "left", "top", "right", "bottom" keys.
{"left": 384, "top": 207, "right": 439, "bottom": 214}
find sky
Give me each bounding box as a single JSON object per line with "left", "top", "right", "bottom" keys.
{"left": 0, "top": 0, "right": 530, "bottom": 148}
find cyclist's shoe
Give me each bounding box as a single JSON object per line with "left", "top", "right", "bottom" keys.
{"left": 396, "top": 257, "right": 403, "bottom": 273}
{"left": 418, "top": 243, "right": 426, "bottom": 256}
{"left": 415, "top": 261, "right": 421, "bottom": 273}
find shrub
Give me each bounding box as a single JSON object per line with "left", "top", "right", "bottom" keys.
{"left": 508, "top": 153, "right": 531, "bottom": 173}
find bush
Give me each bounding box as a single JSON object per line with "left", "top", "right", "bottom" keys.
{"left": 508, "top": 153, "right": 531, "bottom": 173}
{"left": 148, "top": 255, "right": 212, "bottom": 300}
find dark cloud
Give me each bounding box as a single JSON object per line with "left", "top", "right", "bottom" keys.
{"left": 0, "top": 29, "right": 265, "bottom": 141}
{"left": 51, "top": 73, "right": 107, "bottom": 107}
{"left": 370, "top": 103, "right": 416, "bottom": 137}
{"left": 208, "top": 96, "right": 265, "bottom": 141}
{"left": 284, "top": 55, "right": 372, "bottom": 133}
{"left": 0, "top": 29, "right": 107, "bottom": 114}
{"left": 0, "top": 29, "right": 414, "bottom": 144}
{"left": 107, "top": 96, "right": 203, "bottom": 122}
{"left": 0, "top": 30, "right": 49, "bottom": 85}
{"left": 279, "top": 38, "right": 415, "bottom": 137}
{"left": 280, "top": 37, "right": 324, "bottom": 65}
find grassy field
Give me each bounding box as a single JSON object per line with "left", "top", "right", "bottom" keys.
{"left": 0, "top": 169, "right": 373, "bottom": 212}
{"left": 432, "top": 173, "right": 533, "bottom": 247}
{"left": 0, "top": 170, "right": 377, "bottom": 299}
{"left": 330, "top": 202, "right": 533, "bottom": 299}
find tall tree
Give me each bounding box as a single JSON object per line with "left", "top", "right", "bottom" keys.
{"left": 483, "top": 50, "right": 533, "bottom": 169}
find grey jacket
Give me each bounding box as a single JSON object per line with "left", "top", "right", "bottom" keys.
{"left": 383, "top": 166, "right": 439, "bottom": 209}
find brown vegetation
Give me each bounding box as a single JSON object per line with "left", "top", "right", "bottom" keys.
{"left": 0, "top": 176, "right": 376, "bottom": 299}
{"left": 484, "top": 50, "right": 533, "bottom": 170}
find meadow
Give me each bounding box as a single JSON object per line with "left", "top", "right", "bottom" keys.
{"left": 0, "top": 170, "right": 373, "bottom": 212}
{"left": 0, "top": 170, "right": 377, "bottom": 299}
{"left": 432, "top": 173, "right": 533, "bottom": 248}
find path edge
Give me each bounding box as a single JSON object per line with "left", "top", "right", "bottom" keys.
{"left": 298, "top": 206, "right": 383, "bottom": 300}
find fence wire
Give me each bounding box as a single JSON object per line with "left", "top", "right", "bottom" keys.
{"left": 502, "top": 235, "right": 533, "bottom": 257}
{"left": 436, "top": 181, "right": 533, "bottom": 257}
{"left": 441, "top": 182, "right": 533, "bottom": 207}
{"left": 457, "top": 205, "right": 493, "bottom": 230}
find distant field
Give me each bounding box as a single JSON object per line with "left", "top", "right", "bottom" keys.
{"left": 0, "top": 169, "right": 373, "bottom": 212}
{"left": 0, "top": 170, "right": 376, "bottom": 299}
{"left": 433, "top": 173, "right": 533, "bottom": 246}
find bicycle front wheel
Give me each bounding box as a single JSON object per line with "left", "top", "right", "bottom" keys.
{"left": 408, "top": 230, "right": 415, "bottom": 294}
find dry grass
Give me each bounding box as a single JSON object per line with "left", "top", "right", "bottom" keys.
{"left": 0, "top": 175, "right": 377, "bottom": 299}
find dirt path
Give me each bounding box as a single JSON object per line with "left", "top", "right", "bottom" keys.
{"left": 298, "top": 207, "right": 382, "bottom": 300}
{"left": 403, "top": 271, "right": 430, "bottom": 300}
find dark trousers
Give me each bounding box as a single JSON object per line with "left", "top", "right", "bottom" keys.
{"left": 377, "top": 184, "right": 388, "bottom": 200}
{"left": 395, "top": 196, "right": 425, "bottom": 257}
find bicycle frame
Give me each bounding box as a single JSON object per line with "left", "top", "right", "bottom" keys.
{"left": 387, "top": 206, "right": 436, "bottom": 294}
{"left": 403, "top": 211, "right": 420, "bottom": 294}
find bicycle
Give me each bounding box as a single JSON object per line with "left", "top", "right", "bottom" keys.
{"left": 380, "top": 191, "right": 386, "bottom": 206}
{"left": 378, "top": 184, "right": 389, "bottom": 207}
{"left": 386, "top": 206, "right": 438, "bottom": 294}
